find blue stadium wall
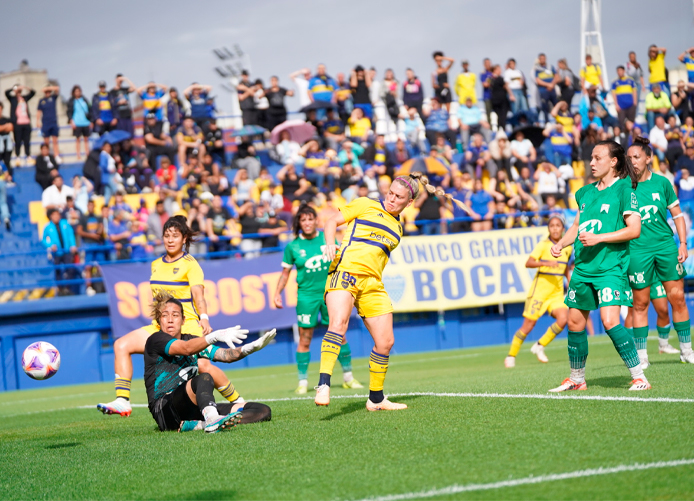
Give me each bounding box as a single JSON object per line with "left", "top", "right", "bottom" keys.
{"left": 0, "top": 294, "right": 682, "bottom": 391}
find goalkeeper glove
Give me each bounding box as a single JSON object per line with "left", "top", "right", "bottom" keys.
{"left": 205, "top": 325, "right": 249, "bottom": 346}
{"left": 241, "top": 329, "right": 277, "bottom": 356}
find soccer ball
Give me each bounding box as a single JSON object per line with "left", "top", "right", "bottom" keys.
{"left": 22, "top": 342, "right": 61, "bottom": 380}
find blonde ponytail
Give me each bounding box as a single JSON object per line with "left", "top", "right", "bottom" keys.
{"left": 399, "top": 172, "right": 472, "bottom": 215}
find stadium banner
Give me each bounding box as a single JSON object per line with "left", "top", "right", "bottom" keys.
{"left": 383, "top": 227, "right": 548, "bottom": 312}
{"left": 100, "top": 254, "right": 299, "bottom": 339}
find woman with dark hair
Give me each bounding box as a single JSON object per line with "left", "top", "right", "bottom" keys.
{"left": 97, "top": 215, "right": 244, "bottom": 416}
{"left": 274, "top": 204, "right": 362, "bottom": 394}
{"left": 66, "top": 85, "right": 92, "bottom": 161}
{"left": 625, "top": 136, "right": 693, "bottom": 366}
{"left": 549, "top": 140, "right": 647, "bottom": 392}
{"left": 489, "top": 65, "right": 514, "bottom": 130}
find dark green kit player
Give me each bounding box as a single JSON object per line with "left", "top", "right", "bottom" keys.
{"left": 549, "top": 140, "right": 651, "bottom": 392}
{"left": 274, "top": 204, "right": 362, "bottom": 394}
{"left": 626, "top": 137, "right": 693, "bottom": 366}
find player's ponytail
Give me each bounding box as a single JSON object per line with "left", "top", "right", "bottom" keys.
{"left": 293, "top": 203, "right": 317, "bottom": 237}
{"left": 398, "top": 172, "right": 472, "bottom": 215}
{"left": 162, "top": 215, "right": 198, "bottom": 253}
{"left": 597, "top": 139, "right": 638, "bottom": 189}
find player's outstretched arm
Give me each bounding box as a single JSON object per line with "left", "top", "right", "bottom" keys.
{"left": 167, "top": 325, "right": 249, "bottom": 357}
{"left": 213, "top": 329, "right": 277, "bottom": 363}
{"left": 551, "top": 213, "right": 580, "bottom": 257}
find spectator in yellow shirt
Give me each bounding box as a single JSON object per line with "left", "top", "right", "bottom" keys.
{"left": 579, "top": 54, "right": 603, "bottom": 92}
{"left": 648, "top": 45, "right": 669, "bottom": 95}
{"left": 347, "top": 108, "right": 371, "bottom": 143}
{"left": 455, "top": 60, "right": 477, "bottom": 105}
{"left": 644, "top": 82, "right": 673, "bottom": 131}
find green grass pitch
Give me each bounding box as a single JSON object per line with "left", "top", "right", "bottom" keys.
{"left": 1, "top": 335, "right": 693, "bottom": 501}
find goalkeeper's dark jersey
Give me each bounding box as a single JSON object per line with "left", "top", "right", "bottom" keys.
{"left": 143, "top": 331, "right": 218, "bottom": 409}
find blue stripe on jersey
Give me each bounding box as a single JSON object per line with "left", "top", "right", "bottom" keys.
{"left": 332, "top": 222, "right": 358, "bottom": 272}
{"left": 538, "top": 272, "right": 565, "bottom": 276}
{"left": 151, "top": 280, "right": 190, "bottom": 286}
{"left": 352, "top": 237, "right": 391, "bottom": 257}
{"left": 379, "top": 200, "right": 400, "bottom": 221}
{"left": 355, "top": 218, "right": 401, "bottom": 242}
{"left": 164, "top": 338, "right": 176, "bottom": 355}
{"left": 179, "top": 298, "right": 192, "bottom": 302}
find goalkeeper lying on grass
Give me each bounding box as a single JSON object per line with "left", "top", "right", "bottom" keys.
{"left": 144, "top": 291, "right": 275, "bottom": 433}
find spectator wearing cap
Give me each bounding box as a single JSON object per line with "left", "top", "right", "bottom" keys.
{"left": 456, "top": 98, "right": 490, "bottom": 146}
{"left": 675, "top": 140, "right": 694, "bottom": 174}
{"left": 350, "top": 65, "right": 372, "bottom": 120}
{"left": 5, "top": 84, "right": 35, "bottom": 164}
{"left": 66, "top": 85, "right": 91, "bottom": 161}
{"left": 36, "top": 84, "right": 62, "bottom": 162}
{"left": 176, "top": 116, "right": 205, "bottom": 171}
{"left": 110, "top": 74, "right": 135, "bottom": 134}
{"left": 455, "top": 60, "right": 477, "bottom": 107}
{"left": 166, "top": 88, "right": 184, "bottom": 132}
{"left": 611, "top": 65, "right": 637, "bottom": 127}
{"left": 236, "top": 71, "right": 257, "bottom": 126}
{"left": 42, "top": 208, "right": 78, "bottom": 295}
{"left": 144, "top": 112, "right": 176, "bottom": 167}
{"left": 35, "top": 143, "right": 60, "bottom": 190}
{"left": 137, "top": 82, "right": 168, "bottom": 121}
{"left": 645, "top": 83, "right": 673, "bottom": 132}
{"left": 423, "top": 98, "right": 456, "bottom": 148}
{"left": 184, "top": 82, "right": 213, "bottom": 127}
{"left": 92, "top": 81, "right": 117, "bottom": 136}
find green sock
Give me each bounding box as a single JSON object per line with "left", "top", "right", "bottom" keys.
{"left": 606, "top": 324, "right": 640, "bottom": 369}
{"left": 337, "top": 342, "right": 353, "bottom": 373}
{"left": 632, "top": 326, "right": 649, "bottom": 351}
{"left": 625, "top": 327, "right": 633, "bottom": 337}
{"left": 674, "top": 320, "right": 691, "bottom": 344}
{"left": 657, "top": 324, "right": 671, "bottom": 340}
{"left": 296, "top": 351, "right": 310, "bottom": 381}
{"left": 568, "top": 330, "right": 588, "bottom": 369}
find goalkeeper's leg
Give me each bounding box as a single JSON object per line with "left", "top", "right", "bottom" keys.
{"left": 218, "top": 402, "right": 271, "bottom": 424}
{"left": 198, "top": 358, "right": 243, "bottom": 404}
{"left": 186, "top": 374, "right": 241, "bottom": 433}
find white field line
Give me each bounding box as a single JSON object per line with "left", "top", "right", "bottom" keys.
{"left": 0, "top": 390, "right": 113, "bottom": 407}
{"left": 353, "top": 459, "right": 694, "bottom": 501}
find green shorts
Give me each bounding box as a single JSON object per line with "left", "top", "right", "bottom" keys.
{"left": 628, "top": 245, "right": 685, "bottom": 290}
{"left": 650, "top": 281, "right": 667, "bottom": 300}
{"left": 565, "top": 275, "right": 633, "bottom": 311}
{"left": 296, "top": 292, "right": 329, "bottom": 328}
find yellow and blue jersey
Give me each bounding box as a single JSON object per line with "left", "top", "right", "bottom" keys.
{"left": 140, "top": 89, "right": 165, "bottom": 120}
{"left": 330, "top": 197, "right": 403, "bottom": 280}
{"left": 534, "top": 65, "right": 556, "bottom": 85}
{"left": 308, "top": 75, "right": 337, "bottom": 102}
{"left": 550, "top": 130, "right": 572, "bottom": 156}
{"left": 526, "top": 238, "right": 572, "bottom": 299}
{"left": 611, "top": 77, "right": 636, "bottom": 109}
{"left": 684, "top": 55, "right": 694, "bottom": 83}
{"left": 554, "top": 112, "right": 575, "bottom": 135}
{"left": 150, "top": 253, "right": 205, "bottom": 321}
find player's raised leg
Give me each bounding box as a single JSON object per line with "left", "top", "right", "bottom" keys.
{"left": 362, "top": 313, "right": 406, "bottom": 410}
{"left": 315, "top": 290, "right": 354, "bottom": 406}
{"left": 663, "top": 278, "right": 694, "bottom": 363}
{"left": 97, "top": 327, "right": 151, "bottom": 416}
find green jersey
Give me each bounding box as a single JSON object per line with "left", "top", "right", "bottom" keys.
{"left": 282, "top": 232, "right": 331, "bottom": 295}
{"left": 574, "top": 177, "right": 639, "bottom": 280}
{"left": 630, "top": 172, "right": 678, "bottom": 253}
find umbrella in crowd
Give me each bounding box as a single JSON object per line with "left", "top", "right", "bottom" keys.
{"left": 270, "top": 120, "right": 316, "bottom": 145}
{"left": 93, "top": 130, "right": 131, "bottom": 149}
{"left": 299, "top": 101, "right": 335, "bottom": 113}
{"left": 395, "top": 156, "right": 450, "bottom": 177}
{"left": 510, "top": 125, "right": 544, "bottom": 148}
{"left": 230, "top": 125, "right": 267, "bottom": 138}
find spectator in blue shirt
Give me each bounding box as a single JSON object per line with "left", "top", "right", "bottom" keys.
{"left": 446, "top": 172, "right": 472, "bottom": 233}
{"left": 36, "top": 85, "right": 61, "bottom": 162}
{"left": 423, "top": 98, "right": 456, "bottom": 147}
{"left": 183, "top": 83, "right": 213, "bottom": 127}
{"left": 92, "top": 81, "right": 117, "bottom": 136}
{"left": 480, "top": 58, "right": 494, "bottom": 121}
{"left": 166, "top": 88, "right": 184, "bottom": 132}
{"left": 137, "top": 82, "right": 168, "bottom": 121}
{"left": 457, "top": 97, "right": 491, "bottom": 145}
{"left": 309, "top": 64, "right": 336, "bottom": 120}
{"left": 611, "top": 66, "right": 637, "bottom": 127}
{"left": 533, "top": 53, "right": 558, "bottom": 124}
{"left": 467, "top": 178, "right": 495, "bottom": 232}
{"left": 67, "top": 85, "right": 91, "bottom": 161}
{"left": 42, "top": 208, "right": 78, "bottom": 295}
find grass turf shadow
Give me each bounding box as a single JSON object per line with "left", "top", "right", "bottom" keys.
{"left": 180, "top": 490, "right": 238, "bottom": 500}
{"left": 44, "top": 442, "right": 81, "bottom": 450}
{"left": 588, "top": 376, "right": 632, "bottom": 389}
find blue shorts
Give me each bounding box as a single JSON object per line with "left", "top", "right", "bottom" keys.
{"left": 42, "top": 124, "right": 59, "bottom": 137}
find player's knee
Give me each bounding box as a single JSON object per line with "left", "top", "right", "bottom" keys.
{"left": 113, "top": 336, "right": 129, "bottom": 355}
{"left": 192, "top": 373, "right": 214, "bottom": 393}
{"left": 632, "top": 299, "right": 649, "bottom": 314}
{"left": 668, "top": 288, "right": 686, "bottom": 310}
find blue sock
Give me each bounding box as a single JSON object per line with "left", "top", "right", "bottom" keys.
{"left": 318, "top": 373, "right": 331, "bottom": 387}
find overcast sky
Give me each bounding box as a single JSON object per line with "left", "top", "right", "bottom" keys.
{"left": 2, "top": 0, "right": 693, "bottom": 111}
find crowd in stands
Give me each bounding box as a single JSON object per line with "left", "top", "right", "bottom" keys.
{"left": 3, "top": 43, "right": 694, "bottom": 294}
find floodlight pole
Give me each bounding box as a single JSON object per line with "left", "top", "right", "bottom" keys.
{"left": 580, "top": 0, "right": 609, "bottom": 90}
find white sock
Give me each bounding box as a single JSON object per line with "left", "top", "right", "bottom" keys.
{"left": 570, "top": 368, "right": 586, "bottom": 384}
{"left": 658, "top": 337, "right": 669, "bottom": 348}
{"left": 629, "top": 365, "right": 645, "bottom": 380}
{"left": 298, "top": 379, "right": 308, "bottom": 388}
{"left": 681, "top": 342, "right": 693, "bottom": 353}
{"left": 116, "top": 397, "right": 129, "bottom": 403}
{"left": 202, "top": 405, "right": 219, "bottom": 423}
{"left": 343, "top": 371, "right": 353, "bottom": 383}
{"left": 637, "top": 349, "right": 648, "bottom": 361}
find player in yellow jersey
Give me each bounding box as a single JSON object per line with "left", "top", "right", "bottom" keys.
{"left": 315, "top": 173, "right": 469, "bottom": 410}
{"left": 505, "top": 215, "right": 572, "bottom": 368}
{"left": 97, "top": 216, "right": 243, "bottom": 416}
